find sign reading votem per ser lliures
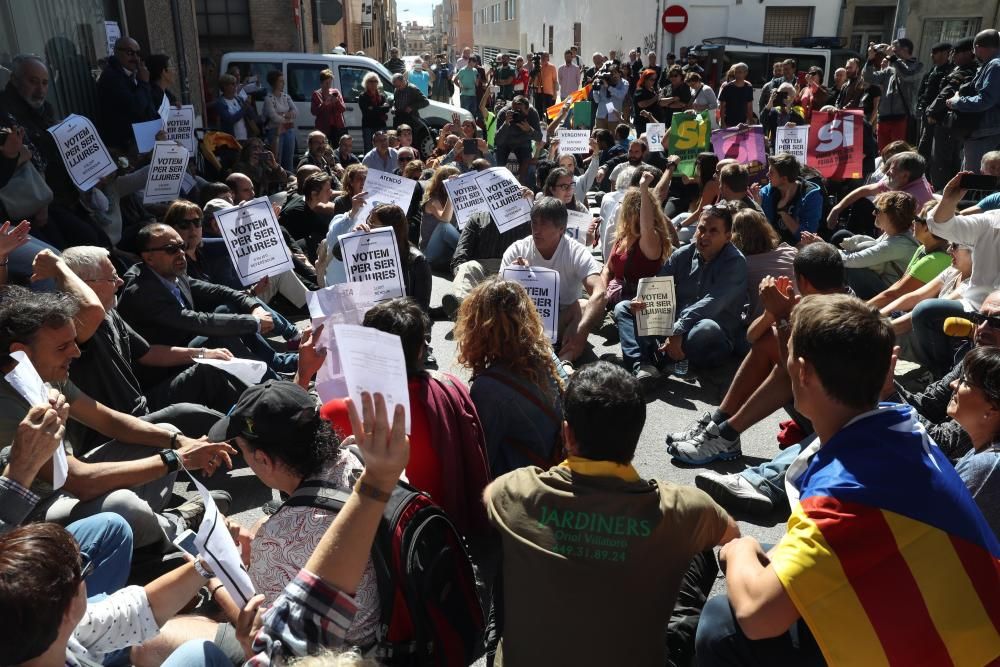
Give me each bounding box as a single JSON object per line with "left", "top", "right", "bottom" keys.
{"left": 47, "top": 114, "right": 117, "bottom": 192}
{"left": 338, "top": 226, "right": 405, "bottom": 302}
{"left": 444, "top": 169, "right": 491, "bottom": 230}
{"left": 635, "top": 276, "right": 676, "bottom": 337}
{"left": 214, "top": 197, "right": 294, "bottom": 286}
{"left": 500, "top": 265, "right": 560, "bottom": 342}
{"left": 165, "top": 105, "right": 196, "bottom": 153}
{"left": 475, "top": 167, "right": 531, "bottom": 233}
{"left": 143, "top": 142, "right": 189, "bottom": 204}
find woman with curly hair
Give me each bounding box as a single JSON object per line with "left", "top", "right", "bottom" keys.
{"left": 420, "top": 165, "right": 460, "bottom": 270}
{"left": 456, "top": 277, "right": 564, "bottom": 477}
{"left": 602, "top": 170, "right": 673, "bottom": 310}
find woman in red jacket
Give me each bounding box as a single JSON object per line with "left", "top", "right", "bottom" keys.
{"left": 311, "top": 68, "right": 347, "bottom": 147}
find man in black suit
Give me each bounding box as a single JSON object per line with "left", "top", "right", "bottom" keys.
{"left": 117, "top": 224, "right": 297, "bottom": 376}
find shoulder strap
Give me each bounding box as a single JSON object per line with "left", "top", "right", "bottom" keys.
{"left": 281, "top": 480, "right": 353, "bottom": 512}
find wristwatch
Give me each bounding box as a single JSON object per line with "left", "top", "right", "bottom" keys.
{"left": 159, "top": 449, "right": 180, "bottom": 472}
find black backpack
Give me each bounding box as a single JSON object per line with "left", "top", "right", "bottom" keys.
{"left": 282, "top": 479, "right": 486, "bottom": 666}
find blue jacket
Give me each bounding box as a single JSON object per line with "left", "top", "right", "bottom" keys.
{"left": 657, "top": 242, "right": 748, "bottom": 339}
{"left": 759, "top": 179, "right": 822, "bottom": 245}
{"left": 954, "top": 57, "right": 1000, "bottom": 138}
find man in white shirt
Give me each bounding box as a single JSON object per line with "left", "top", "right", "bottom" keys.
{"left": 501, "top": 197, "right": 607, "bottom": 361}
{"left": 361, "top": 130, "right": 399, "bottom": 173}
{"left": 558, "top": 49, "right": 581, "bottom": 101}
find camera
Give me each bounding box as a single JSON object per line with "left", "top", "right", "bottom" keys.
{"left": 506, "top": 109, "right": 523, "bottom": 124}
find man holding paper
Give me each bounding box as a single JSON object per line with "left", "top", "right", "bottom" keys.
{"left": 501, "top": 198, "right": 606, "bottom": 362}
{"left": 97, "top": 37, "right": 159, "bottom": 154}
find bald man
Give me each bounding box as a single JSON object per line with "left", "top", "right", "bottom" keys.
{"left": 97, "top": 36, "right": 158, "bottom": 153}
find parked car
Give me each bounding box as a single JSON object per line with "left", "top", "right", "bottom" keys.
{"left": 221, "top": 51, "right": 472, "bottom": 156}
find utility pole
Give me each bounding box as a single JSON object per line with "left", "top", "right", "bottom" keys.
{"left": 892, "top": 0, "right": 909, "bottom": 40}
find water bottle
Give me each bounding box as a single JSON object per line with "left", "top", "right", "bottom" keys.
{"left": 673, "top": 359, "right": 689, "bottom": 377}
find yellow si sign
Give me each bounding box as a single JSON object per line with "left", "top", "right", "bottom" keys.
{"left": 669, "top": 111, "right": 712, "bottom": 176}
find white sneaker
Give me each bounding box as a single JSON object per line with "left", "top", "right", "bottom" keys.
{"left": 669, "top": 422, "right": 742, "bottom": 465}
{"left": 695, "top": 471, "right": 773, "bottom": 515}
{"left": 665, "top": 410, "right": 713, "bottom": 445}
{"left": 634, "top": 364, "right": 661, "bottom": 386}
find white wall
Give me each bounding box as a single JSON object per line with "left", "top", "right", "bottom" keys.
{"left": 516, "top": 0, "right": 842, "bottom": 64}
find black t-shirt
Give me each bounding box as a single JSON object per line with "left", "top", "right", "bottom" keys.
{"left": 68, "top": 311, "right": 151, "bottom": 455}
{"left": 633, "top": 87, "right": 663, "bottom": 134}
{"left": 279, "top": 194, "right": 332, "bottom": 246}
{"left": 664, "top": 82, "right": 693, "bottom": 127}
{"left": 719, "top": 82, "right": 754, "bottom": 127}
{"left": 495, "top": 65, "right": 516, "bottom": 99}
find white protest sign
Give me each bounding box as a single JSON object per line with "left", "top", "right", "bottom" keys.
{"left": 104, "top": 21, "right": 120, "bottom": 57}
{"left": 357, "top": 168, "right": 417, "bottom": 225}
{"left": 192, "top": 357, "right": 268, "bottom": 386}
{"left": 501, "top": 265, "right": 560, "bottom": 342}
{"left": 635, "top": 276, "right": 676, "bottom": 337}
{"left": 5, "top": 351, "right": 67, "bottom": 490}
{"left": 556, "top": 129, "right": 590, "bottom": 154}
{"left": 187, "top": 470, "right": 256, "bottom": 606}
{"left": 306, "top": 281, "right": 377, "bottom": 329}
{"left": 333, "top": 324, "right": 411, "bottom": 433}
{"left": 157, "top": 95, "right": 171, "bottom": 126}
{"left": 775, "top": 125, "right": 809, "bottom": 164}
{"left": 475, "top": 167, "right": 531, "bottom": 234}
{"left": 143, "top": 141, "right": 189, "bottom": 204}
{"left": 47, "top": 114, "right": 116, "bottom": 192}
{"left": 132, "top": 118, "right": 164, "bottom": 154}
{"left": 444, "top": 170, "right": 491, "bottom": 230}
{"left": 165, "top": 105, "right": 196, "bottom": 153}
{"left": 214, "top": 197, "right": 295, "bottom": 286}
{"left": 338, "top": 227, "right": 405, "bottom": 302}
{"left": 564, "top": 209, "right": 592, "bottom": 244}
{"left": 646, "top": 123, "right": 666, "bottom": 153}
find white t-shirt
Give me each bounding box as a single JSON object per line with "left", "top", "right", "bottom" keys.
{"left": 223, "top": 97, "right": 247, "bottom": 140}
{"left": 501, "top": 236, "right": 603, "bottom": 307}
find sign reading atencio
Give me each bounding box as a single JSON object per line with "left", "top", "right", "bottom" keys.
{"left": 214, "top": 197, "right": 294, "bottom": 286}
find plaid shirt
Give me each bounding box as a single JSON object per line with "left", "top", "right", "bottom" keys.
{"left": 0, "top": 476, "right": 39, "bottom": 535}
{"left": 246, "top": 570, "right": 358, "bottom": 667}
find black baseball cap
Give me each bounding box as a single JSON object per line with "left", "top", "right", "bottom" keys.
{"left": 954, "top": 38, "right": 975, "bottom": 53}
{"left": 931, "top": 42, "right": 953, "bottom": 54}
{"left": 209, "top": 380, "right": 318, "bottom": 446}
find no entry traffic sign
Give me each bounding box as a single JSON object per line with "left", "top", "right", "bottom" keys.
{"left": 661, "top": 5, "right": 688, "bottom": 34}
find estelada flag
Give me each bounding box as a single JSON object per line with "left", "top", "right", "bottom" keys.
{"left": 770, "top": 404, "right": 1000, "bottom": 666}
{"left": 808, "top": 109, "right": 864, "bottom": 180}
{"left": 546, "top": 85, "right": 591, "bottom": 120}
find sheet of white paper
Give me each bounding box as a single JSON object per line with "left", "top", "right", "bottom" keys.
{"left": 193, "top": 357, "right": 267, "bottom": 386}
{"left": 158, "top": 95, "right": 171, "bottom": 126}
{"left": 338, "top": 227, "right": 405, "bottom": 302}
{"left": 646, "top": 123, "right": 666, "bottom": 153}
{"left": 636, "top": 276, "right": 676, "bottom": 337}
{"left": 500, "top": 266, "right": 560, "bottom": 342}
{"left": 181, "top": 172, "right": 196, "bottom": 193}
{"left": 305, "top": 281, "right": 378, "bottom": 329}
{"left": 474, "top": 167, "right": 531, "bottom": 234}
{"left": 186, "top": 470, "right": 256, "bottom": 606}
{"left": 104, "top": 21, "right": 120, "bottom": 57}
{"left": 556, "top": 129, "right": 590, "bottom": 154}
{"left": 356, "top": 169, "right": 418, "bottom": 226}
{"left": 47, "top": 114, "right": 117, "bottom": 192}
{"left": 333, "top": 324, "right": 411, "bottom": 433}
{"left": 564, "top": 209, "right": 592, "bottom": 245}
{"left": 5, "top": 351, "right": 67, "bottom": 489}
{"left": 605, "top": 101, "right": 616, "bottom": 115}
{"left": 132, "top": 118, "right": 164, "bottom": 154}
{"left": 214, "top": 197, "right": 295, "bottom": 286}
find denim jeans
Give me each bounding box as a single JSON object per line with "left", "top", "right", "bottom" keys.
{"left": 460, "top": 95, "right": 480, "bottom": 121}
{"left": 188, "top": 305, "right": 298, "bottom": 376}
{"left": 615, "top": 302, "right": 737, "bottom": 370}
{"left": 161, "top": 640, "right": 233, "bottom": 667}
{"left": 71, "top": 512, "right": 133, "bottom": 599}
{"left": 424, "top": 220, "right": 459, "bottom": 270}
{"left": 696, "top": 595, "right": 825, "bottom": 667}
{"left": 740, "top": 442, "right": 804, "bottom": 504}
{"left": 846, "top": 267, "right": 890, "bottom": 301}
{"left": 910, "top": 298, "right": 969, "bottom": 377}
{"left": 277, "top": 130, "right": 297, "bottom": 172}
{"left": 614, "top": 299, "right": 660, "bottom": 371}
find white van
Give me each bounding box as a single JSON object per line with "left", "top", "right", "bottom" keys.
{"left": 690, "top": 40, "right": 859, "bottom": 111}
{"left": 220, "top": 52, "right": 471, "bottom": 156}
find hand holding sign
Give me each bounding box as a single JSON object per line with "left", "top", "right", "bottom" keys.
{"left": 556, "top": 129, "right": 590, "bottom": 154}
{"left": 47, "top": 115, "right": 116, "bottom": 192}
{"left": 143, "top": 142, "right": 190, "bottom": 204}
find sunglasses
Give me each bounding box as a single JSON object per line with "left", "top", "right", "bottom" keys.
{"left": 398, "top": 156, "right": 414, "bottom": 163}
{"left": 146, "top": 243, "right": 187, "bottom": 255}
{"left": 173, "top": 218, "right": 202, "bottom": 230}
{"left": 79, "top": 557, "right": 95, "bottom": 582}
{"left": 968, "top": 311, "right": 1000, "bottom": 329}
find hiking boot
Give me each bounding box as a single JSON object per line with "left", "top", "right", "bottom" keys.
{"left": 695, "top": 471, "right": 773, "bottom": 515}
{"left": 665, "top": 410, "right": 713, "bottom": 445}
{"left": 441, "top": 293, "right": 462, "bottom": 320}
{"left": 669, "top": 422, "right": 742, "bottom": 465}
{"left": 634, "top": 363, "right": 661, "bottom": 387}
{"left": 164, "top": 491, "right": 233, "bottom": 531}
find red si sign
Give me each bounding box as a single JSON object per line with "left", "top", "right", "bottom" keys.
{"left": 808, "top": 110, "right": 864, "bottom": 180}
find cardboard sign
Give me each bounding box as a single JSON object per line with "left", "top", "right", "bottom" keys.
{"left": 635, "top": 276, "right": 676, "bottom": 337}
{"left": 668, "top": 111, "right": 712, "bottom": 177}
{"left": 475, "top": 167, "right": 531, "bottom": 233}
{"left": 165, "top": 105, "right": 196, "bottom": 153}
{"left": 564, "top": 209, "right": 592, "bottom": 244}
{"left": 444, "top": 170, "right": 491, "bottom": 230}
{"left": 338, "top": 227, "right": 405, "bottom": 302}
{"left": 214, "top": 196, "right": 294, "bottom": 286}
{"left": 775, "top": 125, "right": 809, "bottom": 164}
{"left": 47, "top": 114, "right": 116, "bottom": 191}
{"left": 808, "top": 110, "right": 864, "bottom": 180}
{"left": 646, "top": 123, "right": 666, "bottom": 153}
{"left": 500, "top": 265, "right": 560, "bottom": 342}
{"left": 711, "top": 125, "right": 767, "bottom": 164}
{"left": 143, "top": 142, "right": 189, "bottom": 204}
{"left": 556, "top": 129, "right": 590, "bottom": 154}
{"left": 104, "top": 21, "right": 121, "bottom": 57}
{"left": 357, "top": 168, "right": 418, "bottom": 226}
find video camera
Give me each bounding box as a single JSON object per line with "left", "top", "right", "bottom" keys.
{"left": 590, "top": 61, "right": 618, "bottom": 90}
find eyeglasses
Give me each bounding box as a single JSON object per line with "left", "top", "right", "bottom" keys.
{"left": 553, "top": 182, "right": 574, "bottom": 191}
{"left": 968, "top": 311, "right": 1000, "bottom": 329}
{"left": 173, "top": 218, "right": 202, "bottom": 230}
{"left": 84, "top": 272, "right": 121, "bottom": 284}
{"left": 398, "top": 156, "right": 414, "bottom": 163}
{"left": 146, "top": 243, "right": 187, "bottom": 255}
